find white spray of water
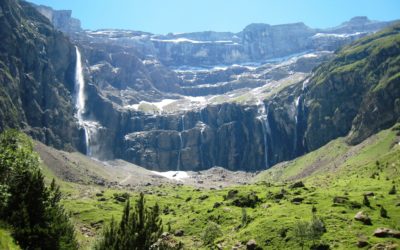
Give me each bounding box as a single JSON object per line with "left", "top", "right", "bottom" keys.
{"left": 256, "top": 100, "right": 271, "bottom": 168}
{"left": 199, "top": 122, "right": 207, "bottom": 168}
{"left": 177, "top": 114, "right": 185, "bottom": 171}
{"left": 74, "top": 46, "right": 100, "bottom": 156}
{"left": 293, "top": 96, "right": 301, "bottom": 154}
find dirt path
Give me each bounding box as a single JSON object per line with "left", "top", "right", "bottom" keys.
{"left": 119, "top": 174, "right": 132, "bottom": 185}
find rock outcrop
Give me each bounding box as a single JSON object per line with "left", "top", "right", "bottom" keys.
{"left": 33, "top": 3, "right": 82, "bottom": 33}
{"left": 0, "top": 0, "right": 81, "bottom": 150}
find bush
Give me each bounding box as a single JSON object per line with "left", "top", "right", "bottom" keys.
{"left": 293, "top": 210, "right": 326, "bottom": 250}
{"left": 95, "top": 193, "right": 163, "bottom": 250}
{"left": 201, "top": 221, "right": 222, "bottom": 246}
{"left": 230, "top": 192, "right": 261, "bottom": 208}
{"left": 113, "top": 192, "right": 130, "bottom": 202}
{"left": 293, "top": 221, "right": 310, "bottom": 250}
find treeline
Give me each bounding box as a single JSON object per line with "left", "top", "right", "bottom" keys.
{"left": 0, "top": 130, "right": 78, "bottom": 249}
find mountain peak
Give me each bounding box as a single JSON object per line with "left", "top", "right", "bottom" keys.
{"left": 345, "top": 16, "right": 372, "bottom": 25}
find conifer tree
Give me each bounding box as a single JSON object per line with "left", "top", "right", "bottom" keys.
{"left": 96, "top": 193, "right": 163, "bottom": 250}
{"left": 0, "top": 130, "right": 78, "bottom": 249}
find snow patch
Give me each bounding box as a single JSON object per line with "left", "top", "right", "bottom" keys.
{"left": 151, "top": 171, "right": 189, "bottom": 181}
{"left": 150, "top": 38, "right": 233, "bottom": 44}
{"left": 313, "top": 32, "right": 365, "bottom": 38}
{"left": 184, "top": 96, "right": 207, "bottom": 105}
{"left": 90, "top": 63, "right": 105, "bottom": 72}
{"left": 302, "top": 53, "right": 318, "bottom": 58}
{"left": 125, "top": 99, "right": 177, "bottom": 111}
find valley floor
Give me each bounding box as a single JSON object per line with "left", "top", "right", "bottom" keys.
{"left": 8, "top": 124, "right": 400, "bottom": 249}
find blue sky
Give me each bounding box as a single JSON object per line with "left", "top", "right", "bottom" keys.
{"left": 29, "top": 0, "right": 400, "bottom": 34}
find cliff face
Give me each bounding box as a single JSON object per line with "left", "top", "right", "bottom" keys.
{"left": 33, "top": 3, "right": 82, "bottom": 33}
{"left": 73, "top": 17, "right": 397, "bottom": 68}
{"left": 71, "top": 21, "right": 400, "bottom": 171}
{"left": 106, "top": 25, "right": 400, "bottom": 171}
{"left": 241, "top": 22, "right": 315, "bottom": 60}
{"left": 303, "top": 25, "right": 400, "bottom": 148}
{"left": 2, "top": 0, "right": 399, "bottom": 172}
{"left": 0, "top": 0, "right": 81, "bottom": 150}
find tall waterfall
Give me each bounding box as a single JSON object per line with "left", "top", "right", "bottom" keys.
{"left": 74, "top": 46, "right": 101, "bottom": 157}
{"left": 177, "top": 114, "right": 185, "bottom": 171}
{"left": 199, "top": 122, "right": 207, "bottom": 168}
{"left": 256, "top": 100, "right": 271, "bottom": 168}
{"left": 293, "top": 96, "right": 301, "bottom": 155}
{"left": 75, "top": 46, "right": 86, "bottom": 126}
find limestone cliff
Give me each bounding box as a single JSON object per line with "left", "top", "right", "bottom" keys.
{"left": 0, "top": 0, "right": 80, "bottom": 149}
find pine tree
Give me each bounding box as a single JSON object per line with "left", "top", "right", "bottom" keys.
{"left": 96, "top": 193, "right": 163, "bottom": 250}
{"left": 389, "top": 185, "right": 396, "bottom": 195}
{"left": 363, "top": 195, "right": 370, "bottom": 207}
{"left": 0, "top": 130, "right": 78, "bottom": 249}
{"left": 241, "top": 207, "right": 248, "bottom": 227}
{"left": 380, "top": 206, "right": 388, "bottom": 218}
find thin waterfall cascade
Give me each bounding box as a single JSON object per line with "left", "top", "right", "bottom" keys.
{"left": 177, "top": 114, "right": 186, "bottom": 171}
{"left": 177, "top": 133, "right": 183, "bottom": 171}
{"left": 74, "top": 46, "right": 101, "bottom": 157}
{"left": 74, "top": 46, "right": 86, "bottom": 124}
{"left": 198, "top": 121, "right": 207, "bottom": 168}
{"left": 181, "top": 114, "right": 185, "bottom": 131}
{"left": 293, "top": 96, "right": 301, "bottom": 154}
{"left": 256, "top": 100, "right": 271, "bottom": 168}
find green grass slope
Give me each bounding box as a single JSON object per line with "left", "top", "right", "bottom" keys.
{"left": 42, "top": 125, "right": 400, "bottom": 249}
{"left": 0, "top": 224, "right": 21, "bottom": 250}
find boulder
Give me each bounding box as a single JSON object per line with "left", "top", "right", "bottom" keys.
{"left": 354, "top": 211, "right": 372, "bottom": 225}
{"left": 289, "top": 181, "right": 305, "bottom": 189}
{"left": 371, "top": 243, "right": 398, "bottom": 250}
{"left": 333, "top": 196, "right": 349, "bottom": 204}
{"left": 174, "top": 229, "right": 184, "bottom": 237}
{"left": 291, "top": 197, "right": 304, "bottom": 203}
{"left": 246, "top": 239, "right": 258, "bottom": 250}
{"left": 363, "top": 192, "right": 375, "bottom": 197}
{"left": 357, "top": 239, "right": 369, "bottom": 248}
{"left": 373, "top": 228, "right": 400, "bottom": 238}
{"left": 198, "top": 194, "right": 209, "bottom": 201}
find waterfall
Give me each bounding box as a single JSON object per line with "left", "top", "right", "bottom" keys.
{"left": 181, "top": 114, "right": 185, "bottom": 130}
{"left": 177, "top": 114, "right": 185, "bottom": 171}
{"left": 293, "top": 96, "right": 301, "bottom": 155}
{"left": 199, "top": 122, "right": 206, "bottom": 168}
{"left": 74, "top": 46, "right": 86, "bottom": 125}
{"left": 74, "top": 46, "right": 101, "bottom": 157}
{"left": 256, "top": 100, "right": 271, "bottom": 168}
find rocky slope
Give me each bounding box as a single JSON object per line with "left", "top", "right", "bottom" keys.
{"left": 0, "top": 0, "right": 82, "bottom": 150}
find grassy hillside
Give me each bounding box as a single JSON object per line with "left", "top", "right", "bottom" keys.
{"left": 31, "top": 125, "right": 400, "bottom": 249}
{"left": 255, "top": 124, "right": 399, "bottom": 183}
{"left": 0, "top": 225, "right": 20, "bottom": 250}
